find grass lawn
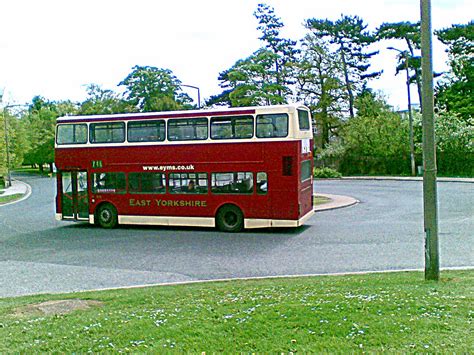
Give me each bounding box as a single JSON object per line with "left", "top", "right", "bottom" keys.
{"left": 0, "top": 271, "right": 473, "bottom": 352}
{"left": 314, "top": 195, "right": 331, "bottom": 206}
{"left": 0, "top": 193, "right": 24, "bottom": 205}
{"left": 14, "top": 167, "right": 54, "bottom": 177}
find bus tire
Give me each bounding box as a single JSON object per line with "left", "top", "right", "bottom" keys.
{"left": 97, "top": 203, "right": 118, "bottom": 229}
{"left": 216, "top": 205, "right": 243, "bottom": 232}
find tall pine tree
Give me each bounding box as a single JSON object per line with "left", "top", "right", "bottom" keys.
{"left": 306, "top": 15, "right": 380, "bottom": 118}
{"left": 296, "top": 34, "right": 347, "bottom": 147}
{"left": 210, "top": 3, "right": 297, "bottom": 107}
{"left": 435, "top": 21, "right": 474, "bottom": 122}
{"left": 377, "top": 21, "right": 423, "bottom": 107}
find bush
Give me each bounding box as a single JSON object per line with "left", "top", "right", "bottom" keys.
{"left": 339, "top": 154, "right": 412, "bottom": 176}
{"left": 313, "top": 167, "right": 342, "bottom": 178}
{"left": 0, "top": 176, "right": 4, "bottom": 189}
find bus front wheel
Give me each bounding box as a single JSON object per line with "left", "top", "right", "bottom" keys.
{"left": 216, "top": 205, "right": 243, "bottom": 232}
{"left": 97, "top": 203, "right": 118, "bottom": 229}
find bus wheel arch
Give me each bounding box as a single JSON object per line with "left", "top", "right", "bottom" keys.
{"left": 95, "top": 202, "right": 118, "bottom": 229}
{"left": 216, "top": 204, "right": 244, "bottom": 233}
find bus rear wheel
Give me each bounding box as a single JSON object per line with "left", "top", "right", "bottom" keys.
{"left": 216, "top": 205, "right": 243, "bottom": 232}
{"left": 97, "top": 203, "right": 118, "bottom": 229}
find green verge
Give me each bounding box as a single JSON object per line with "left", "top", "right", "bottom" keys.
{"left": 0, "top": 193, "right": 24, "bottom": 205}
{"left": 14, "top": 167, "right": 54, "bottom": 177}
{"left": 0, "top": 271, "right": 473, "bottom": 352}
{"left": 314, "top": 195, "right": 331, "bottom": 206}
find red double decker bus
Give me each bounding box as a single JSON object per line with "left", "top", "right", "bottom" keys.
{"left": 55, "top": 104, "right": 314, "bottom": 232}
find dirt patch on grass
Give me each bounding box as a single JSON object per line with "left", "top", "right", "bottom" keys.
{"left": 13, "top": 299, "right": 104, "bottom": 317}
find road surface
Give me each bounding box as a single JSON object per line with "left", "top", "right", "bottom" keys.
{"left": 0, "top": 174, "right": 472, "bottom": 297}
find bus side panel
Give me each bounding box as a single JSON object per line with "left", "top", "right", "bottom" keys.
{"left": 266, "top": 141, "right": 299, "bottom": 220}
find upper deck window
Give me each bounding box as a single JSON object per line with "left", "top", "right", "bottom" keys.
{"left": 168, "top": 118, "right": 208, "bottom": 141}
{"left": 210, "top": 115, "right": 253, "bottom": 140}
{"left": 90, "top": 122, "right": 125, "bottom": 143}
{"left": 298, "top": 109, "right": 310, "bottom": 131}
{"left": 256, "top": 113, "right": 288, "bottom": 138}
{"left": 128, "top": 120, "right": 165, "bottom": 142}
{"left": 56, "top": 124, "right": 88, "bottom": 145}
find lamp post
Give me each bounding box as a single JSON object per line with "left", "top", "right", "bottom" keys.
{"left": 2, "top": 107, "right": 12, "bottom": 187}
{"left": 388, "top": 47, "right": 416, "bottom": 176}
{"left": 421, "top": 0, "right": 439, "bottom": 281}
{"left": 181, "top": 84, "right": 201, "bottom": 109}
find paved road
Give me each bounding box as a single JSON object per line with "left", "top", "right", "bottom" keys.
{"left": 0, "top": 174, "right": 472, "bottom": 297}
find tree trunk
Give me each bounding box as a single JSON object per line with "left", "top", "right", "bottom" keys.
{"left": 340, "top": 49, "right": 355, "bottom": 118}
{"left": 406, "top": 39, "right": 423, "bottom": 110}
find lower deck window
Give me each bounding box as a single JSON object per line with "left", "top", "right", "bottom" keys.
{"left": 256, "top": 172, "right": 268, "bottom": 194}
{"left": 301, "top": 160, "right": 312, "bottom": 182}
{"left": 211, "top": 172, "right": 253, "bottom": 194}
{"left": 168, "top": 173, "right": 208, "bottom": 194}
{"left": 92, "top": 172, "right": 126, "bottom": 193}
{"left": 129, "top": 172, "right": 165, "bottom": 193}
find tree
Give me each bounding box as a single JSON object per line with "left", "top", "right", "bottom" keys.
{"left": 210, "top": 3, "right": 297, "bottom": 107}
{"left": 254, "top": 3, "right": 298, "bottom": 99}
{"left": 377, "top": 21, "right": 423, "bottom": 106}
{"left": 0, "top": 109, "right": 26, "bottom": 181}
{"left": 296, "top": 34, "right": 347, "bottom": 148}
{"left": 79, "top": 84, "right": 135, "bottom": 115}
{"left": 340, "top": 91, "right": 410, "bottom": 174}
{"left": 1, "top": 93, "right": 30, "bottom": 181}
{"left": 411, "top": 110, "right": 473, "bottom": 176}
{"left": 435, "top": 21, "right": 474, "bottom": 122}
{"left": 343, "top": 90, "right": 409, "bottom": 157}
{"left": 216, "top": 49, "right": 288, "bottom": 107}
{"left": 119, "top": 65, "right": 192, "bottom": 112}
{"left": 23, "top": 97, "right": 76, "bottom": 172}
{"left": 6, "top": 110, "right": 30, "bottom": 170}
{"left": 306, "top": 15, "right": 380, "bottom": 118}
{"left": 320, "top": 91, "right": 411, "bottom": 175}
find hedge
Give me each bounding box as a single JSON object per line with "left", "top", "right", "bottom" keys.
{"left": 317, "top": 152, "right": 473, "bottom": 177}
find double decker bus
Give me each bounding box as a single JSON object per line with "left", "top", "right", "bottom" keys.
{"left": 55, "top": 104, "right": 314, "bottom": 232}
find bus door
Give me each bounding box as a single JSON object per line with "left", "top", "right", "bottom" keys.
{"left": 61, "top": 171, "right": 89, "bottom": 220}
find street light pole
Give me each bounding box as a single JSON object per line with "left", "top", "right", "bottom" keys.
{"left": 388, "top": 47, "right": 416, "bottom": 176}
{"left": 420, "top": 0, "right": 439, "bottom": 281}
{"left": 2, "top": 108, "right": 12, "bottom": 187}
{"left": 181, "top": 84, "right": 201, "bottom": 109}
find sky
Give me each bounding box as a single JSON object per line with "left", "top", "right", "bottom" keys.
{"left": 1, "top": 0, "right": 472, "bottom": 110}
